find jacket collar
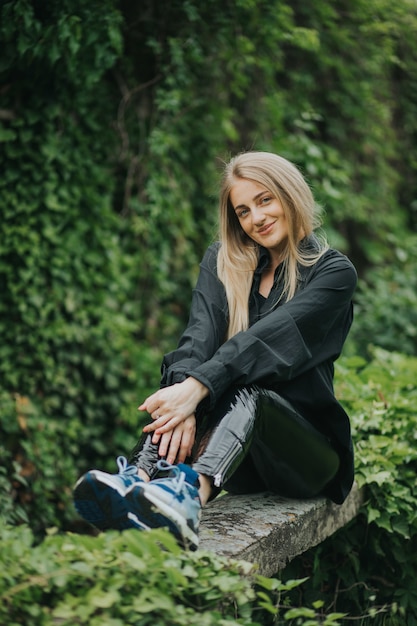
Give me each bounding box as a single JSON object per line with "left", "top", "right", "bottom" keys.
{"left": 254, "top": 234, "right": 320, "bottom": 278}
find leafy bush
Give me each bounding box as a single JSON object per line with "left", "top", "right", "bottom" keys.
{"left": 0, "top": 523, "right": 347, "bottom": 626}
{"left": 0, "top": 525, "right": 255, "bottom": 626}
{"left": 348, "top": 234, "right": 417, "bottom": 357}
{"left": 284, "top": 348, "right": 417, "bottom": 624}
{"left": 0, "top": 0, "right": 150, "bottom": 491}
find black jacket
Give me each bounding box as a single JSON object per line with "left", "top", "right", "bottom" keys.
{"left": 160, "top": 236, "right": 358, "bottom": 503}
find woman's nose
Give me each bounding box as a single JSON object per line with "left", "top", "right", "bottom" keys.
{"left": 253, "top": 209, "right": 266, "bottom": 226}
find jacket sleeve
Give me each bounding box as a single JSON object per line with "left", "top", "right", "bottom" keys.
{"left": 160, "top": 243, "right": 229, "bottom": 387}
{"left": 187, "top": 250, "right": 357, "bottom": 406}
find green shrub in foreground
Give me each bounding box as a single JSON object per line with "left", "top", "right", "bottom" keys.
{"left": 0, "top": 526, "right": 254, "bottom": 626}
{"left": 0, "top": 524, "right": 346, "bottom": 626}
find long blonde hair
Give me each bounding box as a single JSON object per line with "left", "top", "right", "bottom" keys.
{"left": 217, "top": 151, "right": 328, "bottom": 338}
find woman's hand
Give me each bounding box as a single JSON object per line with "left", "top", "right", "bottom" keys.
{"left": 152, "top": 415, "right": 197, "bottom": 464}
{"left": 139, "top": 377, "right": 209, "bottom": 435}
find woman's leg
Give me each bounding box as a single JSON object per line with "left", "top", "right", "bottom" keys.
{"left": 192, "top": 387, "right": 261, "bottom": 496}
{"left": 193, "top": 386, "right": 340, "bottom": 500}
{"left": 89, "top": 385, "right": 339, "bottom": 547}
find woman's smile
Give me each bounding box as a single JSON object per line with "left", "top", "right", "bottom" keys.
{"left": 257, "top": 220, "right": 276, "bottom": 235}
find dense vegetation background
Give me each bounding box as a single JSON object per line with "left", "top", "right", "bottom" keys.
{"left": 1, "top": 0, "right": 417, "bottom": 624}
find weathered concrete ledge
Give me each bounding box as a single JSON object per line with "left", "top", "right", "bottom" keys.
{"left": 199, "top": 483, "right": 364, "bottom": 576}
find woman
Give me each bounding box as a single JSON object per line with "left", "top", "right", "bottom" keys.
{"left": 74, "top": 151, "right": 357, "bottom": 551}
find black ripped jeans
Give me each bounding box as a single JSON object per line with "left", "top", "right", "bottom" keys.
{"left": 130, "top": 386, "right": 340, "bottom": 500}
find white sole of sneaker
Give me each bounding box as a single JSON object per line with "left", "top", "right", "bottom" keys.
{"left": 127, "top": 511, "right": 151, "bottom": 530}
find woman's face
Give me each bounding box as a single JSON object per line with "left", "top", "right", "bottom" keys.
{"left": 229, "top": 178, "right": 289, "bottom": 262}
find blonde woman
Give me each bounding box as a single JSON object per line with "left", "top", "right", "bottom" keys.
{"left": 74, "top": 151, "right": 357, "bottom": 550}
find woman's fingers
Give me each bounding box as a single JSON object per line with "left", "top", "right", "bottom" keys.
{"left": 173, "top": 428, "right": 194, "bottom": 464}
{"left": 157, "top": 431, "right": 174, "bottom": 459}
{"left": 143, "top": 413, "right": 182, "bottom": 434}
{"left": 158, "top": 416, "right": 196, "bottom": 465}
{"left": 139, "top": 380, "right": 208, "bottom": 431}
{"left": 154, "top": 416, "right": 183, "bottom": 435}
{"left": 138, "top": 392, "right": 157, "bottom": 413}
{"left": 138, "top": 390, "right": 168, "bottom": 416}
{"left": 151, "top": 432, "right": 161, "bottom": 445}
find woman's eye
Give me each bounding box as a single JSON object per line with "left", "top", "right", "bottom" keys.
{"left": 261, "top": 196, "right": 272, "bottom": 204}
{"left": 237, "top": 208, "right": 249, "bottom": 218}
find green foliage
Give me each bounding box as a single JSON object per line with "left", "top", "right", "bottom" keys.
{"left": 283, "top": 349, "right": 417, "bottom": 624}
{"left": 0, "top": 525, "right": 256, "bottom": 625}
{"left": 0, "top": 390, "right": 93, "bottom": 534}
{"left": 1, "top": 0, "right": 417, "bottom": 623}
{"left": 258, "top": 0, "right": 417, "bottom": 268}
{"left": 255, "top": 576, "right": 347, "bottom": 625}
{"left": 0, "top": 0, "right": 158, "bottom": 532}
{"left": 0, "top": 1, "right": 156, "bottom": 492}
{"left": 0, "top": 523, "right": 345, "bottom": 626}
{"left": 348, "top": 234, "right": 417, "bottom": 356}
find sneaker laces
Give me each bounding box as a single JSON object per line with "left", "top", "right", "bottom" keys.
{"left": 156, "top": 460, "right": 186, "bottom": 495}
{"left": 116, "top": 456, "right": 139, "bottom": 476}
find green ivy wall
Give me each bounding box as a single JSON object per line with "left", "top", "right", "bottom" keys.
{"left": 1, "top": 0, "right": 417, "bottom": 622}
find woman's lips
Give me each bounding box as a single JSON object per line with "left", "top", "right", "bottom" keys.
{"left": 257, "top": 222, "right": 275, "bottom": 235}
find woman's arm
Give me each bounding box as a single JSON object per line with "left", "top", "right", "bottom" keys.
{"left": 186, "top": 251, "right": 357, "bottom": 405}
{"left": 160, "top": 243, "right": 229, "bottom": 387}
{"left": 137, "top": 244, "right": 225, "bottom": 462}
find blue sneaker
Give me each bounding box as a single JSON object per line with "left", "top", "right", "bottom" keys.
{"left": 125, "top": 460, "right": 201, "bottom": 550}
{"left": 73, "top": 456, "right": 147, "bottom": 531}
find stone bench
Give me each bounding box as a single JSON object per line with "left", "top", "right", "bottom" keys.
{"left": 199, "top": 482, "right": 364, "bottom": 576}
